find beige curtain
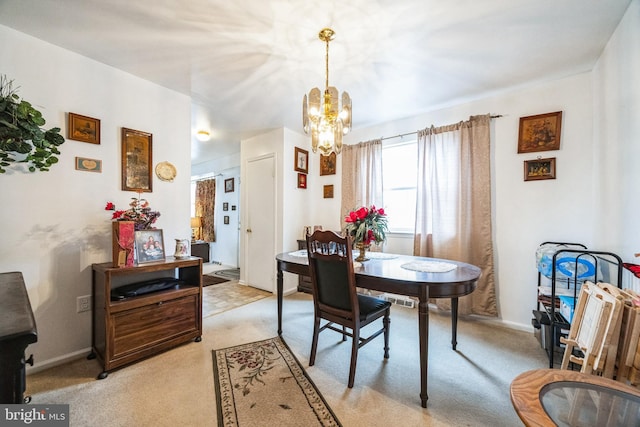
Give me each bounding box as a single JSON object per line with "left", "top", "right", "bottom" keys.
{"left": 340, "top": 139, "right": 383, "bottom": 232}
{"left": 195, "top": 179, "right": 216, "bottom": 242}
{"left": 413, "top": 114, "right": 497, "bottom": 317}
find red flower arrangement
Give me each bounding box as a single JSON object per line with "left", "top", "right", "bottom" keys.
{"left": 344, "top": 205, "right": 388, "bottom": 245}
{"left": 105, "top": 196, "right": 160, "bottom": 231}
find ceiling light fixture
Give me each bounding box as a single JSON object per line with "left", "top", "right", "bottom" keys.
{"left": 302, "top": 28, "right": 351, "bottom": 156}
{"left": 196, "top": 130, "right": 211, "bottom": 142}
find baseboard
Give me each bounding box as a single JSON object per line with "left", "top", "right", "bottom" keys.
{"left": 27, "top": 347, "right": 92, "bottom": 374}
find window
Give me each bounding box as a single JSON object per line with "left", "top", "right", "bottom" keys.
{"left": 382, "top": 140, "right": 417, "bottom": 233}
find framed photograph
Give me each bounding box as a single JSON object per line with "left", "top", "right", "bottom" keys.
{"left": 518, "top": 111, "right": 563, "bottom": 153}
{"left": 68, "top": 112, "right": 100, "bottom": 144}
{"left": 225, "top": 178, "right": 234, "bottom": 193}
{"left": 297, "top": 173, "right": 307, "bottom": 189}
{"left": 223, "top": 202, "right": 229, "bottom": 211}
{"left": 320, "top": 152, "right": 336, "bottom": 176}
{"left": 294, "top": 147, "right": 308, "bottom": 173}
{"left": 323, "top": 184, "right": 334, "bottom": 198}
{"left": 524, "top": 157, "right": 556, "bottom": 181}
{"left": 122, "top": 127, "right": 153, "bottom": 192}
{"left": 75, "top": 157, "right": 102, "bottom": 172}
{"left": 231, "top": 205, "right": 236, "bottom": 211}
{"left": 134, "top": 229, "right": 165, "bottom": 264}
{"left": 224, "top": 215, "right": 230, "bottom": 225}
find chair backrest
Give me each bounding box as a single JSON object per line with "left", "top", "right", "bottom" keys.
{"left": 306, "top": 230, "right": 359, "bottom": 319}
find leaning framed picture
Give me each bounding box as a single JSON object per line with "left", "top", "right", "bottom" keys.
{"left": 68, "top": 112, "right": 100, "bottom": 144}
{"left": 294, "top": 147, "right": 308, "bottom": 173}
{"left": 524, "top": 157, "right": 556, "bottom": 181}
{"left": 122, "top": 127, "right": 153, "bottom": 192}
{"left": 134, "top": 229, "right": 165, "bottom": 264}
{"left": 518, "top": 111, "right": 562, "bottom": 153}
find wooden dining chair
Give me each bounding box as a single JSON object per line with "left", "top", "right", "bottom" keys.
{"left": 305, "top": 230, "right": 391, "bottom": 387}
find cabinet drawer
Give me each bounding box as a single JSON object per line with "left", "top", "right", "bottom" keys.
{"left": 111, "top": 295, "right": 198, "bottom": 359}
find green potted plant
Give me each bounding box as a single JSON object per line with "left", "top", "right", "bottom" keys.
{"left": 0, "top": 75, "right": 65, "bottom": 173}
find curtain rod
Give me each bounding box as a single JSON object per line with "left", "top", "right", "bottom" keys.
{"left": 380, "top": 114, "right": 503, "bottom": 141}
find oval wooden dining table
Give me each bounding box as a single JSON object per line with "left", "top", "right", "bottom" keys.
{"left": 275, "top": 251, "right": 481, "bottom": 408}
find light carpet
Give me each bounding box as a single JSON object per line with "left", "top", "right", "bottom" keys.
{"left": 212, "top": 337, "right": 342, "bottom": 427}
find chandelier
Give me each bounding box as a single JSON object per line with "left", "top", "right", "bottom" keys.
{"left": 302, "top": 28, "right": 352, "bottom": 156}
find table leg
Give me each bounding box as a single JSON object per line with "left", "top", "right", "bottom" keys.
{"left": 277, "top": 263, "right": 283, "bottom": 336}
{"left": 419, "top": 286, "right": 429, "bottom": 408}
{"left": 451, "top": 297, "right": 458, "bottom": 350}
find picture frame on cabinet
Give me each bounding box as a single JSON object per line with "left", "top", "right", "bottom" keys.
{"left": 134, "top": 229, "right": 165, "bottom": 264}
{"left": 122, "top": 127, "right": 153, "bottom": 192}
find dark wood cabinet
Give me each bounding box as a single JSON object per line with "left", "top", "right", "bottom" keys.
{"left": 190, "top": 242, "right": 210, "bottom": 263}
{"left": 296, "top": 240, "right": 312, "bottom": 294}
{"left": 91, "top": 257, "right": 202, "bottom": 378}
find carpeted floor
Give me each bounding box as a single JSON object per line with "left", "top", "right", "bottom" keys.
{"left": 25, "top": 292, "right": 549, "bottom": 426}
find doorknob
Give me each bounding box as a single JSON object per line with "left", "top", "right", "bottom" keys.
{"left": 246, "top": 228, "right": 252, "bottom": 233}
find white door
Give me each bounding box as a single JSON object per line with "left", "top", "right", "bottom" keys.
{"left": 245, "top": 154, "right": 276, "bottom": 292}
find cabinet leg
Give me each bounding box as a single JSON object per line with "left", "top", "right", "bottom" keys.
{"left": 195, "top": 336, "right": 202, "bottom": 342}
{"left": 97, "top": 371, "right": 108, "bottom": 380}
{"left": 87, "top": 352, "right": 96, "bottom": 360}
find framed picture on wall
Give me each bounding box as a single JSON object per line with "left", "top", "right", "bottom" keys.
{"left": 224, "top": 215, "right": 230, "bottom": 225}
{"left": 223, "top": 202, "right": 229, "bottom": 211}
{"left": 320, "top": 152, "right": 336, "bottom": 175}
{"left": 225, "top": 178, "right": 234, "bottom": 193}
{"left": 517, "top": 111, "right": 562, "bottom": 153}
{"left": 297, "top": 173, "right": 307, "bottom": 189}
{"left": 121, "top": 127, "right": 153, "bottom": 192}
{"left": 294, "top": 147, "right": 308, "bottom": 173}
{"left": 134, "top": 229, "right": 165, "bottom": 264}
{"left": 524, "top": 157, "right": 556, "bottom": 181}
{"left": 323, "top": 184, "right": 334, "bottom": 198}
{"left": 68, "top": 112, "right": 100, "bottom": 144}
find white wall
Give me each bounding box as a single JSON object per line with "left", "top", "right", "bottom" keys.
{"left": 592, "top": 0, "right": 640, "bottom": 257}
{"left": 0, "top": 25, "right": 192, "bottom": 370}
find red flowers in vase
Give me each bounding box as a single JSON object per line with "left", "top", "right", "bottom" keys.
{"left": 344, "top": 205, "right": 388, "bottom": 245}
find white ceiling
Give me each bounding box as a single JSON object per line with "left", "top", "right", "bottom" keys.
{"left": 0, "top": 0, "right": 632, "bottom": 165}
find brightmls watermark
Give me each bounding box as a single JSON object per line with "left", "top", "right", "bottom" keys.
{"left": 0, "top": 405, "right": 68, "bottom": 426}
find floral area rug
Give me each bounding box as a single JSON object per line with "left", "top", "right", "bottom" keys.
{"left": 212, "top": 337, "right": 342, "bottom": 427}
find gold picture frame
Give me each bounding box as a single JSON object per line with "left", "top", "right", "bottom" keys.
{"left": 68, "top": 112, "right": 100, "bottom": 144}
{"left": 518, "top": 111, "right": 562, "bottom": 153}
{"left": 294, "top": 147, "right": 308, "bottom": 173}
{"left": 320, "top": 152, "right": 336, "bottom": 176}
{"left": 323, "top": 184, "right": 334, "bottom": 198}
{"left": 524, "top": 157, "right": 556, "bottom": 181}
{"left": 122, "top": 127, "right": 153, "bottom": 192}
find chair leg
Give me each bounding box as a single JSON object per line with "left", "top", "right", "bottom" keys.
{"left": 348, "top": 327, "right": 360, "bottom": 388}
{"left": 383, "top": 309, "right": 390, "bottom": 359}
{"left": 342, "top": 325, "right": 347, "bottom": 342}
{"left": 310, "top": 315, "right": 321, "bottom": 366}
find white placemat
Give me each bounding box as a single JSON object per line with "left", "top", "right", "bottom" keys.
{"left": 288, "top": 250, "right": 308, "bottom": 257}
{"left": 401, "top": 261, "right": 458, "bottom": 273}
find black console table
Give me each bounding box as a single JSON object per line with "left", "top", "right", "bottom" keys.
{"left": 0, "top": 272, "right": 38, "bottom": 403}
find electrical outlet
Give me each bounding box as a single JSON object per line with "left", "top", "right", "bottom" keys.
{"left": 77, "top": 295, "right": 91, "bottom": 313}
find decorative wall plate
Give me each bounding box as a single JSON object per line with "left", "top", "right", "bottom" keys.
{"left": 155, "top": 161, "right": 177, "bottom": 182}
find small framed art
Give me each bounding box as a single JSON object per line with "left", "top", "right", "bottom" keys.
{"left": 122, "top": 127, "right": 153, "bottom": 192}
{"left": 297, "top": 173, "right": 307, "bottom": 189}
{"left": 225, "top": 178, "right": 234, "bottom": 193}
{"left": 224, "top": 215, "right": 230, "bottom": 225}
{"left": 68, "top": 112, "right": 100, "bottom": 144}
{"left": 223, "top": 202, "right": 229, "bottom": 211}
{"left": 294, "top": 147, "right": 308, "bottom": 173}
{"left": 518, "top": 111, "right": 562, "bottom": 153}
{"left": 320, "top": 152, "right": 336, "bottom": 176}
{"left": 134, "top": 229, "right": 165, "bottom": 263}
{"left": 323, "top": 184, "right": 334, "bottom": 198}
{"left": 75, "top": 157, "right": 102, "bottom": 172}
{"left": 524, "top": 157, "right": 556, "bottom": 181}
